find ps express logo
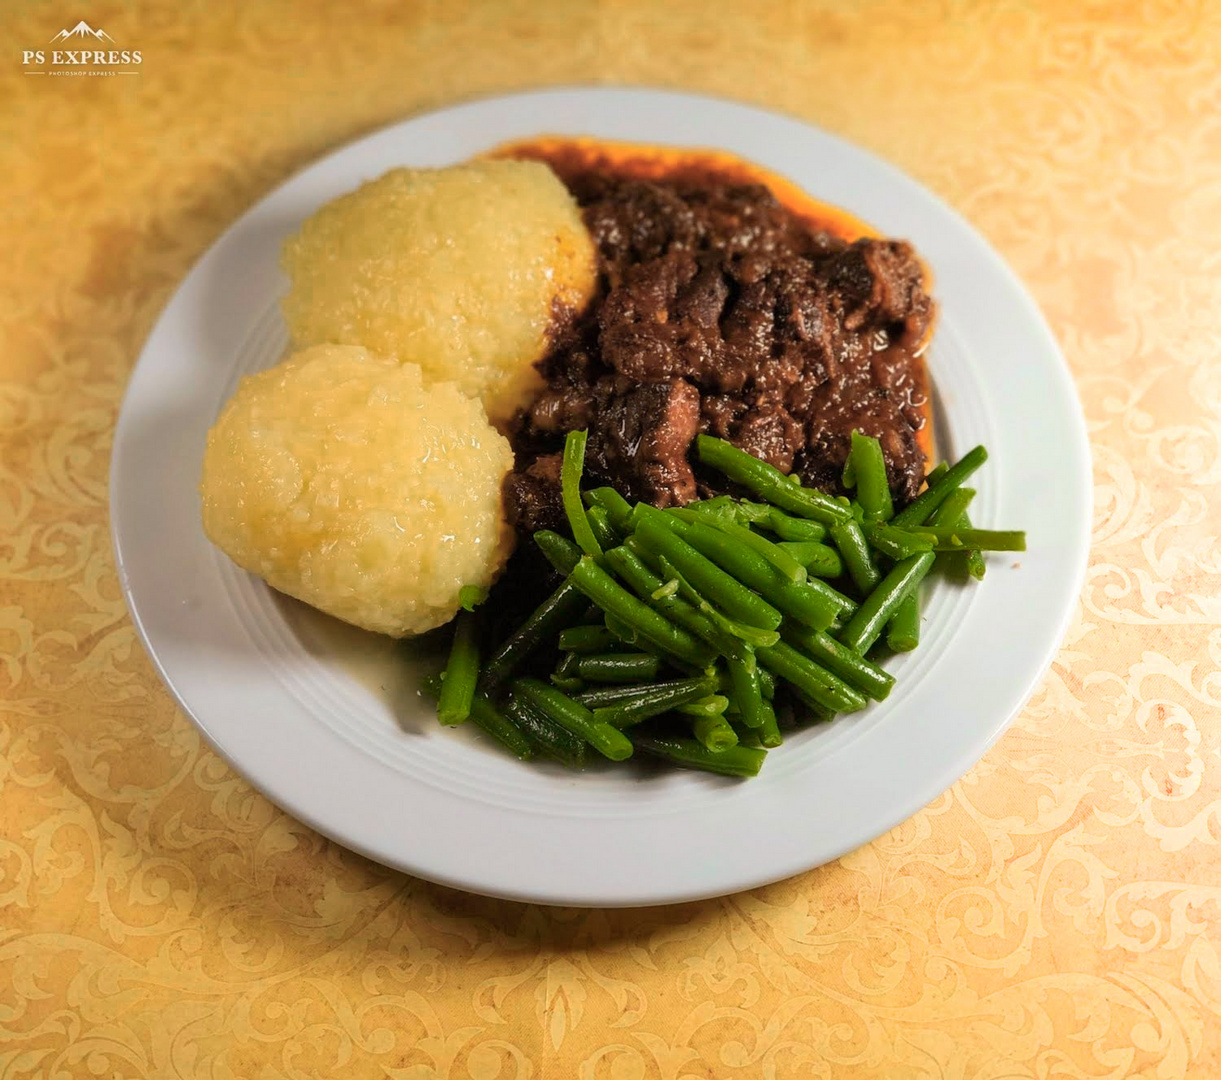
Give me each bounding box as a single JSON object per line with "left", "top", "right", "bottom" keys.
{"left": 22, "top": 20, "right": 142, "bottom": 75}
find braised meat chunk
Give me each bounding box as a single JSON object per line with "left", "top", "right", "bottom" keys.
{"left": 505, "top": 171, "right": 933, "bottom": 528}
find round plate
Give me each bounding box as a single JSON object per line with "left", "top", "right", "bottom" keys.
{"left": 110, "top": 88, "right": 1090, "bottom": 906}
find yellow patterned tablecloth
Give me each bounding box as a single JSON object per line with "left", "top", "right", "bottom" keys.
{"left": 3, "top": 2, "right": 1219, "bottom": 1076}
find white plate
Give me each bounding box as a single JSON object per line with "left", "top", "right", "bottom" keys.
{"left": 110, "top": 88, "right": 1090, "bottom": 907}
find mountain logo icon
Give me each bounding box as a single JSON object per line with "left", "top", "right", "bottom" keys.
{"left": 49, "top": 20, "right": 115, "bottom": 44}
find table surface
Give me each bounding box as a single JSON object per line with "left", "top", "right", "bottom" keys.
{"left": 2, "top": 3, "right": 1218, "bottom": 1076}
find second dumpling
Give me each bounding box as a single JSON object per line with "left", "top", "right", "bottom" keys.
{"left": 280, "top": 160, "right": 597, "bottom": 425}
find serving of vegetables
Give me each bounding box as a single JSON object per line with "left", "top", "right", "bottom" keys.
{"left": 425, "top": 430, "right": 1026, "bottom": 778}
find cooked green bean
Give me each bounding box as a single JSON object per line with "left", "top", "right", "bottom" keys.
{"left": 591, "top": 677, "right": 717, "bottom": 728}
{"left": 929, "top": 488, "right": 976, "bottom": 527}
{"left": 847, "top": 431, "right": 894, "bottom": 522}
{"left": 676, "top": 694, "right": 730, "bottom": 718}
{"left": 754, "top": 505, "right": 828, "bottom": 542}
{"left": 696, "top": 435, "right": 853, "bottom": 524}
{"left": 632, "top": 734, "right": 766, "bottom": 777}
{"left": 903, "top": 526, "right": 1026, "bottom": 551}
{"left": 672, "top": 509, "right": 807, "bottom": 583}
{"left": 437, "top": 611, "right": 480, "bottom": 726}
{"left": 576, "top": 652, "right": 662, "bottom": 683}
{"left": 692, "top": 713, "right": 739, "bottom": 752}
{"left": 886, "top": 593, "right": 921, "bottom": 652}
{"left": 650, "top": 551, "right": 780, "bottom": 650}
{"left": 732, "top": 724, "right": 766, "bottom": 749}
{"left": 568, "top": 556, "right": 717, "bottom": 668}
{"left": 633, "top": 513, "right": 783, "bottom": 631}
{"left": 755, "top": 699, "right": 783, "bottom": 748}
{"left": 458, "top": 585, "right": 488, "bottom": 611}
{"left": 505, "top": 693, "right": 587, "bottom": 768}
{"left": 423, "top": 674, "right": 534, "bottom": 760}
{"left": 576, "top": 684, "right": 653, "bottom": 708}
{"left": 838, "top": 552, "right": 937, "bottom": 654}
{"left": 863, "top": 521, "right": 936, "bottom": 560}
{"left": 604, "top": 544, "right": 749, "bottom": 658}
{"left": 727, "top": 652, "right": 766, "bottom": 728}
{"left": 549, "top": 650, "right": 584, "bottom": 692}
{"left": 603, "top": 612, "right": 644, "bottom": 649}
{"left": 679, "top": 518, "right": 849, "bottom": 631}
{"left": 561, "top": 429, "right": 602, "bottom": 557}
{"left": 782, "top": 624, "right": 895, "bottom": 700}
{"left": 557, "top": 625, "right": 620, "bottom": 654}
{"left": 891, "top": 446, "right": 988, "bottom": 527}
{"left": 480, "top": 578, "right": 588, "bottom": 690}
{"left": 829, "top": 520, "right": 881, "bottom": 594}
{"left": 583, "top": 486, "right": 633, "bottom": 531}
{"left": 534, "top": 530, "right": 583, "bottom": 575}
{"left": 586, "top": 505, "right": 619, "bottom": 551}
{"left": 777, "top": 541, "right": 843, "bottom": 578}
{"left": 756, "top": 640, "right": 869, "bottom": 713}
{"left": 513, "top": 677, "right": 634, "bottom": 761}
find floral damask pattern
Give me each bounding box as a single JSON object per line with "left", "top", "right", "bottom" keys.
{"left": 2, "top": 1, "right": 1219, "bottom": 1076}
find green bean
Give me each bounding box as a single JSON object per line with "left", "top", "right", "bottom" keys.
{"left": 557, "top": 625, "right": 620, "bottom": 654}
{"left": 847, "top": 431, "right": 894, "bottom": 522}
{"left": 755, "top": 506, "right": 827, "bottom": 543}
{"left": 671, "top": 509, "right": 807, "bottom": 583}
{"left": 696, "top": 435, "right": 853, "bottom": 524}
{"left": 633, "top": 514, "right": 783, "bottom": 631}
{"left": 480, "top": 578, "right": 587, "bottom": 690}
{"left": 732, "top": 724, "right": 765, "bottom": 748}
{"left": 568, "top": 556, "right": 717, "bottom": 668}
{"left": 513, "top": 677, "right": 634, "bottom": 761}
{"left": 903, "top": 526, "right": 1026, "bottom": 552}
{"left": 891, "top": 446, "right": 988, "bottom": 527}
{"left": 650, "top": 551, "right": 780, "bottom": 650}
{"left": 838, "top": 552, "right": 937, "bottom": 654}
{"left": 583, "top": 486, "right": 633, "bottom": 531}
{"left": 423, "top": 675, "right": 534, "bottom": 761}
{"left": 591, "top": 677, "right": 717, "bottom": 728}
{"left": 756, "top": 640, "right": 869, "bottom": 713}
{"left": 549, "top": 650, "right": 583, "bottom": 692}
{"left": 603, "top": 612, "right": 645, "bottom": 649}
{"left": 534, "top": 530, "right": 583, "bottom": 575}
{"left": 777, "top": 541, "right": 843, "bottom": 579}
{"left": 755, "top": 699, "right": 783, "bottom": 748}
{"left": 577, "top": 684, "right": 652, "bottom": 708}
{"left": 632, "top": 734, "right": 766, "bottom": 777}
{"left": 504, "top": 694, "right": 587, "bottom": 768}
{"left": 679, "top": 518, "right": 849, "bottom": 631}
{"left": 727, "top": 652, "right": 766, "bottom": 728}
{"left": 604, "top": 544, "right": 749, "bottom": 658}
{"left": 926, "top": 489, "right": 971, "bottom": 579}
{"left": 963, "top": 516, "right": 987, "bottom": 580}
{"left": 886, "top": 593, "right": 921, "bottom": 653}
{"left": 437, "top": 611, "right": 480, "bottom": 726}
{"left": 929, "top": 488, "right": 976, "bottom": 527}
{"left": 458, "top": 585, "right": 488, "bottom": 611}
{"left": 829, "top": 520, "right": 881, "bottom": 594}
{"left": 782, "top": 624, "right": 895, "bottom": 701}
{"left": 863, "top": 521, "right": 936, "bottom": 560}
{"left": 676, "top": 694, "right": 729, "bottom": 718}
{"left": 692, "top": 713, "right": 739, "bottom": 752}
{"left": 586, "top": 505, "right": 619, "bottom": 551}
{"left": 576, "top": 653, "right": 662, "bottom": 683}
{"left": 685, "top": 495, "right": 740, "bottom": 522}
{"left": 561, "top": 429, "right": 602, "bottom": 557}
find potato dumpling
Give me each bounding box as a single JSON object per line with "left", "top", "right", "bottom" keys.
{"left": 281, "top": 160, "right": 596, "bottom": 424}
{"left": 200, "top": 345, "right": 515, "bottom": 637}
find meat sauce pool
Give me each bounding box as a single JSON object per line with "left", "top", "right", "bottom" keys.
{"left": 496, "top": 138, "right": 935, "bottom": 536}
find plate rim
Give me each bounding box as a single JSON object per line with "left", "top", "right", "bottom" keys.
{"left": 110, "top": 86, "right": 1092, "bottom": 906}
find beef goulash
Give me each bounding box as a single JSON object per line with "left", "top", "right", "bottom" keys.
{"left": 496, "top": 138, "right": 934, "bottom": 536}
